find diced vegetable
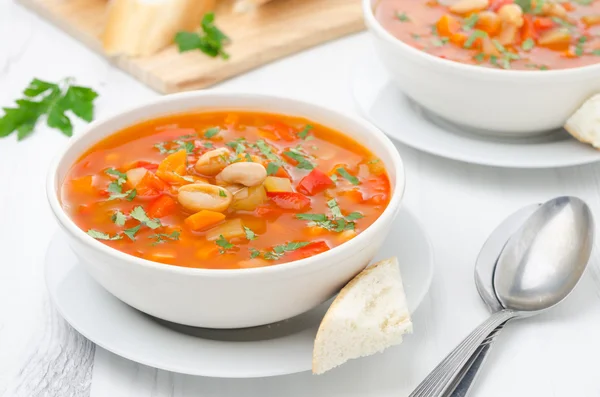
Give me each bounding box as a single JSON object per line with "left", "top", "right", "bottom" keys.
{"left": 195, "top": 243, "right": 220, "bottom": 261}
{"left": 185, "top": 210, "right": 226, "bottom": 231}
{"left": 496, "top": 23, "right": 518, "bottom": 45}
{"left": 476, "top": 11, "right": 501, "bottom": 35}
{"left": 206, "top": 218, "right": 245, "bottom": 241}
{"left": 450, "top": 32, "right": 469, "bottom": 47}
{"left": 534, "top": 17, "right": 555, "bottom": 31}
{"left": 297, "top": 169, "right": 334, "bottom": 196}
{"left": 436, "top": 14, "right": 461, "bottom": 37}
{"left": 287, "top": 241, "right": 330, "bottom": 261}
{"left": 71, "top": 175, "right": 96, "bottom": 195}
{"left": 147, "top": 195, "right": 177, "bottom": 218}
{"left": 156, "top": 149, "right": 190, "bottom": 184}
{"left": 126, "top": 167, "right": 148, "bottom": 188}
{"left": 231, "top": 185, "right": 267, "bottom": 211}
{"left": 254, "top": 206, "right": 283, "bottom": 218}
{"left": 267, "top": 192, "right": 311, "bottom": 211}
{"left": 144, "top": 251, "right": 177, "bottom": 264}
{"left": 136, "top": 171, "right": 167, "bottom": 197}
{"left": 238, "top": 258, "right": 270, "bottom": 268}
{"left": 582, "top": 15, "right": 600, "bottom": 27}
{"left": 538, "top": 28, "right": 571, "bottom": 51}
{"left": 264, "top": 176, "right": 294, "bottom": 192}
{"left": 521, "top": 14, "right": 537, "bottom": 42}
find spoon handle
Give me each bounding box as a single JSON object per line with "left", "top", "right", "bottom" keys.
{"left": 447, "top": 323, "right": 505, "bottom": 397}
{"left": 409, "top": 310, "right": 516, "bottom": 397}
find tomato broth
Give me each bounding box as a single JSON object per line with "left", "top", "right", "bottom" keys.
{"left": 375, "top": 0, "right": 600, "bottom": 70}
{"left": 61, "top": 111, "right": 391, "bottom": 269}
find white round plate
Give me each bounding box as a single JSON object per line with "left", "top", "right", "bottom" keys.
{"left": 46, "top": 208, "right": 433, "bottom": 378}
{"left": 351, "top": 50, "right": 600, "bottom": 168}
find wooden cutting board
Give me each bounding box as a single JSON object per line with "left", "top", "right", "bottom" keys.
{"left": 16, "top": 0, "right": 365, "bottom": 93}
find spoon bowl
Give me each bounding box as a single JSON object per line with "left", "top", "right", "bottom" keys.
{"left": 494, "top": 196, "right": 594, "bottom": 313}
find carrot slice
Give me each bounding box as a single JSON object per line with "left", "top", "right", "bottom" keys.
{"left": 156, "top": 150, "right": 187, "bottom": 183}
{"left": 436, "top": 14, "right": 461, "bottom": 37}
{"left": 184, "top": 210, "right": 226, "bottom": 231}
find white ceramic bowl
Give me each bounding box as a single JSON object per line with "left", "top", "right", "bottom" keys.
{"left": 46, "top": 92, "right": 405, "bottom": 329}
{"left": 363, "top": 0, "right": 600, "bottom": 137}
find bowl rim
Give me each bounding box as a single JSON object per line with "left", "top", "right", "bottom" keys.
{"left": 362, "top": 0, "right": 600, "bottom": 79}
{"left": 46, "top": 91, "right": 405, "bottom": 278}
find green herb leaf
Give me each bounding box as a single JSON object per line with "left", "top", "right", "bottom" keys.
{"left": 266, "top": 162, "right": 280, "bottom": 176}
{"left": 264, "top": 241, "right": 310, "bottom": 260}
{"left": 345, "top": 212, "right": 365, "bottom": 221}
{"left": 244, "top": 226, "right": 257, "bottom": 241}
{"left": 87, "top": 229, "right": 122, "bottom": 240}
{"left": 551, "top": 17, "right": 574, "bottom": 29}
{"left": 130, "top": 206, "right": 161, "bottom": 229}
{"left": 395, "top": 11, "right": 410, "bottom": 22}
{"left": 336, "top": 168, "right": 360, "bottom": 185}
{"left": 327, "top": 199, "right": 343, "bottom": 218}
{"left": 249, "top": 248, "right": 261, "bottom": 259}
{"left": 105, "top": 168, "right": 127, "bottom": 180}
{"left": 296, "top": 213, "right": 329, "bottom": 222}
{"left": 112, "top": 210, "right": 127, "bottom": 226}
{"left": 514, "top": 0, "right": 532, "bottom": 13}
{"left": 256, "top": 140, "right": 283, "bottom": 165}
{"left": 522, "top": 38, "right": 535, "bottom": 51}
{"left": 123, "top": 225, "right": 142, "bottom": 240}
{"left": 175, "top": 12, "right": 230, "bottom": 59}
{"left": 463, "top": 14, "right": 479, "bottom": 30}
{"left": 216, "top": 234, "right": 234, "bottom": 253}
{"left": 0, "top": 78, "right": 98, "bottom": 140}
{"left": 219, "top": 189, "right": 227, "bottom": 197}
{"left": 149, "top": 231, "right": 180, "bottom": 246}
{"left": 283, "top": 150, "right": 314, "bottom": 170}
{"left": 574, "top": 0, "right": 593, "bottom": 5}
{"left": 203, "top": 142, "right": 214, "bottom": 148}
{"left": 575, "top": 36, "right": 587, "bottom": 56}
{"left": 204, "top": 127, "right": 220, "bottom": 139}
{"left": 411, "top": 33, "right": 421, "bottom": 40}
{"left": 298, "top": 124, "right": 313, "bottom": 139}
{"left": 474, "top": 52, "right": 485, "bottom": 63}
{"left": 464, "top": 30, "right": 488, "bottom": 49}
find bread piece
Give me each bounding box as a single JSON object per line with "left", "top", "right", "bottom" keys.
{"left": 234, "top": 0, "right": 276, "bottom": 13}
{"left": 102, "top": 0, "right": 215, "bottom": 57}
{"left": 312, "top": 257, "right": 412, "bottom": 375}
{"left": 565, "top": 94, "right": 600, "bottom": 150}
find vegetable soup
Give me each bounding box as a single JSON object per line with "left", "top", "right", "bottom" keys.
{"left": 61, "top": 111, "right": 391, "bottom": 269}
{"left": 375, "top": 0, "right": 600, "bottom": 70}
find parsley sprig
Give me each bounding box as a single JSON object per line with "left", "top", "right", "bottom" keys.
{"left": 175, "top": 13, "right": 230, "bottom": 59}
{"left": 105, "top": 168, "right": 137, "bottom": 201}
{"left": 296, "top": 199, "right": 364, "bottom": 232}
{"left": 0, "top": 78, "right": 98, "bottom": 140}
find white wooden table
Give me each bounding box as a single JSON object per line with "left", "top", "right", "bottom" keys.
{"left": 3, "top": 1, "right": 600, "bottom": 396}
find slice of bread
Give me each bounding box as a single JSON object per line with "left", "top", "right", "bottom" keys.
{"left": 565, "top": 94, "right": 600, "bottom": 150}
{"left": 102, "top": 0, "right": 215, "bottom": 57}
{"left": 312, "top": 257, "right": 412, "bottom": 375}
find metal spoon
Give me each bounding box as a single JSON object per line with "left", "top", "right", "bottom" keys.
{"left": 410, "top": 196, "right": 594, "bottom": 397}
{"left": 449, "top": 204, "right": 540, "bottom": 397}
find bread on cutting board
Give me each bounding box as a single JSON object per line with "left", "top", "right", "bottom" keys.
{"left": 102, "top": 0, "right": 215, "bottom": 57}
{"left": 312, "top": 257, "right": 413, "bottom": 375}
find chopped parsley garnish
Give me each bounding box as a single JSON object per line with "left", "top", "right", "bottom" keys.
{"left": 263, "top": 241, "right": 310, "bottom": 260}
{"left": 105, "top": 168, "right": 134, "bottom": 199}
{"left": 154, "top": 139, "right": 195, "bottom": 155}
{"left": 411, "top": 33, "right": 421, "bottom": 40}
{"left": 87, "top": 229, "right": 122, "bottom": 240}
{"left": 203, "top": 142, "right": 214, "bottom": 148}
{"left": 130, "top": 206, "right": 161, "bottom": 229}
{"left": 0, "top": 78, "right": 98, "bottom": 141}
{"left": 256, "top": 140, "right": 284, "bottom": 167}
{"left": 218, "top": 189, "right": 227, "bottom": 197}
{"left": 149, "top": 231, "right": 180, "bottom": 246}
{"left": 593, "top": 49, "right": 600, "bottom": 56}
{"left": 123, "top": 225, "right": 141, "bottom": 241}
{"left": 204, "top": 127, "right": 220, "bottom": 139}
{"left": 464, "top": 30, "right": 487, "bottom": 49}
{"left": 174, "top": 12, "right": 230, "bottom": 59}
{"left": 226, "top": 138, "right": 247, "bottom": 156}
{"left": 266, "top": 162, "right": 280, "bottom": 176}
{"left": 574, "top": 0, "right": 594, "bottom": 4}
{"left": 367, "top": 159, "right": 380, "bottom": 165}
{"left": 296, "top": 209, "right": 364, "bottom": 233}
{"left": 395, "top": 12, "right": 410, "bottom": 22}
{"left": 431, "top": 37, "right": 450, "bottom": 47}
{"left": 216, "top": 235, "right": 234, "bottom": 253}
{"left": 514, "top": 0, "right": 532, "bottom": 13}
{"left": 328, "top": 199, "right": 343, "bottom": 218}
{"left": 522, "top": 38, "right": 535, "bottom": 51}
{"left": 283, "top": 150, "right": 314, "bottom": 170}
{"left": 112, "top": 210, "right": 127, "bottom": 227}
{"left": 298, "top": 124, "right": 313, "bottom": 139}
{"left": 575, "top": 36, "right": 587, "bottom": 56}
{"left": 249, "top": 248, "right": 261, "bottom": 259}
{"left": 463, "top": 14, "right": 479, "bottom": 30}
{"left": 244, "top": 226, "right": 257, "bottom": 241}
{"left": 474, "top": 52, "right": 485, "bottom": 63}
{"left": 336, "top": 168, "right": 360, "bottom": 185}
{"left": 525, "top": 63, "right": 549, "bottom": 70}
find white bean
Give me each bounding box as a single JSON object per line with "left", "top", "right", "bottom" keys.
{"left": 217, "top": 162, "right": 267, "bottom": 187}
{"left": 449, "top": 0, "right": 489, "bottom": 14}
{"left": 177, "top": 183, "right": 232, "bottom": 213}
{"left": 195, "top": 148, "right": 231, "bottom": 176}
